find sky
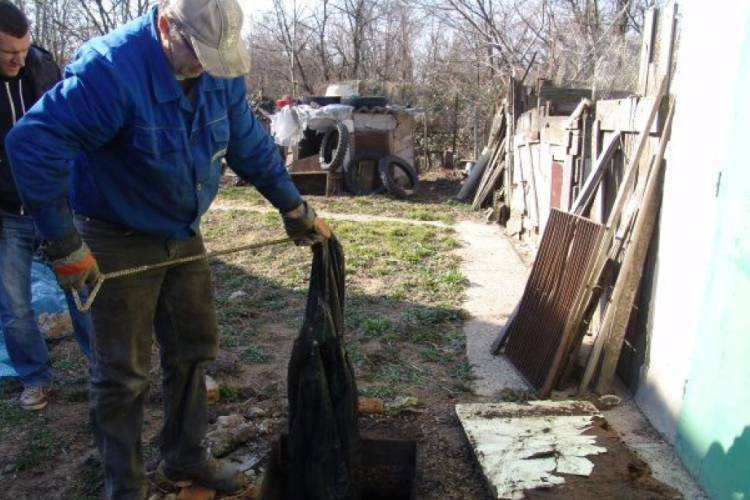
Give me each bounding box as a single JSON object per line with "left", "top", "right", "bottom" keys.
{"left": 238, "top": 0, "right": 274, "bottom": 18}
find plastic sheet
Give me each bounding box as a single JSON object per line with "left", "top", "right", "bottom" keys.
{"left": 270, "top": 104, "right": 354, "bottom": 146}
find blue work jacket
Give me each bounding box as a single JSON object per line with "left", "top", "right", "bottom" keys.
{"left": 6, "top": 7, "right": 301, "bottom": 241}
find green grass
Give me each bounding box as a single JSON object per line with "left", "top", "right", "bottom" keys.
{"left": 54, "top": 357, "right": 87, "bottom": 371}
{"left": 0, "top": 400, "right": 33, "bottom": 436}
{"left": 215, "top": 185, "right": 474, "bottom": 223}
{"left": 14, "top": 428, "right": 60, "bottom": 471}
{"left": 240, "top": 345, "right": 272, "bottom": 363}
{"left": 219, "top": 382, "right": 239, "bottom": 402}
{"left": 202, "top": 202, "right": 473, "bottom": 400}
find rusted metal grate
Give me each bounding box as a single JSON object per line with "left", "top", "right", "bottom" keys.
{"left": 502, "top": 209, "right": 604, "bottom": 395}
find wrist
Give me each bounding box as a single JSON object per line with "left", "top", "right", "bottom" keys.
{"left": 42, "top": 231, "right": 83, "bottom": 260}
{"left": 283, "top": 202, "right": 308, "bottom": 219}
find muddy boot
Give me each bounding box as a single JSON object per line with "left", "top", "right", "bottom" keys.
{"left": 162, "top": 457, "right": 246, "bottom": 492}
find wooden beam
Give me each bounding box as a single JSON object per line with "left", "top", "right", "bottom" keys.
{"left": 570, "top": 131, "right": 622, "bottom": 216}
{"left": 638, "top": 8, "right": 657, "bottom": 95}
{"left": 594, "top": 102, "right": 675, "bottom": 394}
{"left": 575, "top": 75, "right": 668, "bottom": 394}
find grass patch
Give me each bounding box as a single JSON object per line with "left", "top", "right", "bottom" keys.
{"left": 359, "top": 385, "right": 396, "bottom": 400}
{"left": 202, "top": 194, "right": 474, "bottom": 405}
{"left": 14, "top": 428, "right": 59, "bottom": 471}
{"left": 240, "top": 345, "right": 271, "bottom": 363}
{"left": 219, "top": 382, "right": 239, "bottom": 402}
{"left": 63, "top": 455, "right": 104, "bottom": 500}
{"left": 54, "top": 358, "right": 87, "bottom": 371}
{"left": 359, "top": 316, "right": 395, "bottom": 337}
{"left": 0, "top": 400, "right": 33, "bottom": 436}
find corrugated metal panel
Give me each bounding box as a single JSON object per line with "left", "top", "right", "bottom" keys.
{"left": 503, "top": 209, "right": 604, "bottom": 394}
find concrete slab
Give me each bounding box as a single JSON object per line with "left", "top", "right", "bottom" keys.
{"left": 456, "top": 401, "right": 605, "bottom": 500}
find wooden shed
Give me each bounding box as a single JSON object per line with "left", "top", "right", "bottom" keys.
{"left": 285, "top": 108, "right": 418, "bottom": 196}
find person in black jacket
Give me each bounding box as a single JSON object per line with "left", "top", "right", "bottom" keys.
{"left": 0, "top": 0, "right": 92, "bottom": 411}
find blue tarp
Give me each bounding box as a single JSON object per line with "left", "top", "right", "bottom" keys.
{"left": 0, "top": 262, "right": 68, "bottom": 378}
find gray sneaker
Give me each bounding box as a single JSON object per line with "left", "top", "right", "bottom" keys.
{"left": 162, "top": 457, "right": 246, "bottom": 492}
{"left": 19, "top": 385, "right": 51, "bottom": 411}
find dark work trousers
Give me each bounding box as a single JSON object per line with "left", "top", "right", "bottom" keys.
{"left": 79, "top": 216, "right": 218, "bottom": 500}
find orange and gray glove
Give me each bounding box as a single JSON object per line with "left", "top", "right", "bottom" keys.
{"left": 282, "top": 201, "right": 332, "bottom": 245}
{"left": 43, "top": 235, "right": 102, "bottom": 291}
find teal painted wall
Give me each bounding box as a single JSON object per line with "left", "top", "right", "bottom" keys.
{"left": 674, "top": 5, "right": 750, "bottom": 499}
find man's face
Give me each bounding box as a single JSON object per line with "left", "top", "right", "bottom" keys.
{"left": 0, "top": 29, "right": 31, "bottom": 78}
{"left": 170, "top": 29, "right": 204, "bottom": 79}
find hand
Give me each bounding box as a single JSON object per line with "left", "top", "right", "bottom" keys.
{"left": 50, "top": 242, "right": 102, "bottom": 290}
{"left": 282, "top": 202, "right": 332, "bottom": 245}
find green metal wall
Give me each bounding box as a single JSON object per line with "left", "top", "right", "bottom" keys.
{"left": 674, "top": 5, "right": 750, "bottom": 499}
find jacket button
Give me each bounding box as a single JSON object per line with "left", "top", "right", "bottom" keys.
{"left": 190, "top": 136, "right": 197, "bottom": 145}
{"left": 197, "top": 183, "right": 203, "bottom": 191}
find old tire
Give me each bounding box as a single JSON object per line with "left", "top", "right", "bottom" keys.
{"left": 378, "top": 155, "right": 420, "bottom": 199}
{"left": 319, "top": 123, "right": 350, "bottom": 171}
{"left": 344, "top": 152, "right": 386, "bottom": 195}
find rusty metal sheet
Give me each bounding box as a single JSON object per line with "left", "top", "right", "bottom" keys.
{"left": 502, "top": 209, "right": 604, "bottom": 395}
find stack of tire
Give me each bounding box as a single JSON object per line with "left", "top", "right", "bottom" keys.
{"left": 319, "top": 127, "right": 419, "bottom": 198}
{"left": 317, "top": 94, "right": 420, "bottom": 198}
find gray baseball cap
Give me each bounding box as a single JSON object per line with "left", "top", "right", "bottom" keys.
{"left": 169, "top": 0, "right": 251, "bottom": 78}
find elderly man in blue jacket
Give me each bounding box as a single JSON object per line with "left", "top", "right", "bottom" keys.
{"left": 6, "top": 0, "right": 330, "bottom": 499}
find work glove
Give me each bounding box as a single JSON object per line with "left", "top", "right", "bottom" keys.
{"left": 44, "top": 237, "right": 102, "bottom": 291}
{"left": 282, "top": 202, "right": 332, "bottom": 246}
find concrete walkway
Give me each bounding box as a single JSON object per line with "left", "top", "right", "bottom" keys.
{"left": 456, "top": 220, "right": 531, "bottom": 396}
{"left": 456, "top": 220, "right": 709, "bottom": 500}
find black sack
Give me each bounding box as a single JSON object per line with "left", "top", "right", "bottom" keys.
{"left": 287, "top": 235, "right": 361, "bottom": 500}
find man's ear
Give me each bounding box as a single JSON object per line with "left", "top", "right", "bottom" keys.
{"left": 156, "top": 14, "right": 171, "bottom": 38}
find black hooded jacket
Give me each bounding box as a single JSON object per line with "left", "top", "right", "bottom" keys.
{"left": 0, "top": 45, "right": 61, "bottom": 214}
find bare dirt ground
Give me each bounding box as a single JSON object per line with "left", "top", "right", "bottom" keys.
{"left": 0, "top": 168, "right": 682, "bottom": 500}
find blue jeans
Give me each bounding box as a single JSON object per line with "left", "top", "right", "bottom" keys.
{"left": 0, "top": 213, "right": 93, "bottom": 388}
{"left": 80, "top": 216, "right": 218, "bottom": 500}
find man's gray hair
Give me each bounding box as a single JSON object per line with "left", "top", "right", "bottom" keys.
{"left": 159, "top": 0, "right": 175, "bottom": 16}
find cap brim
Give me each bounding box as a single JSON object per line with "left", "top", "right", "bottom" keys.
{"left": 191, "top": 35, "right": 251, "bottom": 78}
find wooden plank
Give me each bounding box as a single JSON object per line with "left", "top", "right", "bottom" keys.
{"left": 633, "top": 96, "right": 660, "bottom": 134}
{"left": 287, "top": 154, "right": 321, "bottom": 173}
{"left": 540, "top": 116, "right": 570, "bottom": 145}
{"left": 570, "top": 131, "right": 622, "bottom": 216}
{"left": 471, "top": 111, "right": 506, "bottom": 207}
{"left": 638, "top": 8, "right": 657, "bottom": 95}
{"left": 473, "top": 160, "right": 506, "bottom": 210}
{"left": 560, "top": 156, "right": 574, "bottom": 212}
{"left": 596, "top": 98, "right": 633, "bottom": 132}
{"left": 593, "top": 102, "right": 675, "bottom": 394}
{"left": 658, "top": 2, "right": 678, "bottom": 89}
{"left": 392, "top": 115, "right": 416, "bottom": 167}
{"left": 574, "top": 75, "right": 668, "bottom": 394}
{"left": 525, "top": 142, "right": 541, "bottom": 230}
{"left": 352, "top": 113, "right": 397, "bottom": 131}
{"left": 472, "top": 138, "right": 507, "bottom": 209}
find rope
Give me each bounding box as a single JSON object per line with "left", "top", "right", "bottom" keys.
{"left": 71, "top": 237, "right": 293, "bottom": 312}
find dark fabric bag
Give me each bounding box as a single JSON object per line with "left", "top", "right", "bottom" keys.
{"left": 287, "top": 235, "right": 361, "bottom": 500}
